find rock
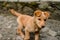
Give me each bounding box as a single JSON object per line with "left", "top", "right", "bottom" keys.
{"left": 51, "top": 10, "right": 60, "bottom": 21}
{"left": 41, "top": 36, "right": 58, "bottom": 40}
{"left": 57, "top": 31, "right": 60, "bottom": 36}
{"left": 12, "top": 37, "right": 16, "bottom": 40}
{"left": 48, "top": 36, "right": 58, "bottom": 40}
{"left": 41, "top": 27, "right": 49, "bottom": 32}
{"left": 7, "top": 37, "right": 10, "bottom": 40}
{"left": 16, "top": 36, "right": 23, "bottom": 40}
{"left": 48, "top": 29, "right": 57, "bottom": 37}
{"left": 17, "top": 3, "right": 22, "bottom": 12}
{"left": 0, "top": 34, "right": 2, "bottom": 39}
{"left": 38, "top": 2, "right": 49, "bottom": 9}
{"left": 56, "top": 36, "right": 60, "bottom": 40}
{"left": 7, "top": 24, "right": 12, "bottom": 28}
{"left": 6, "top": 3, "right": 16, "bottom": 9}
{"left": 48, "top": 6, "right": 54, "bottom": 12}
{"left": 47, "top": 19, "right": 60, "bottom": 32}
{"left": 23, "top": 6, "right": 33, "bottom": 16}
{"left": 40, "top": 32, "right": 48, "bottom": 38}
{"left": 58, "top": 36, "right": 60, "bottom": 40}
{"left": 41, "top": 26, "right": 57, "bottom": 37}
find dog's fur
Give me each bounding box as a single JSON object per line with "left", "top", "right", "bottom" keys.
{"left": 10, "top": 9, "right": 50, "bottom": 40}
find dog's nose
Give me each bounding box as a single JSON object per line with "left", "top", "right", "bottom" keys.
{"left": 42, "top": 26, "right": 45, "bottom": 28}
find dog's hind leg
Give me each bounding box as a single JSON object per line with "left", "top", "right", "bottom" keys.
{"left": 24, "top": 29, "right": 30, "bottom": 40}
{"left": 17, "top": 25, "right": 24, "bottom": 39}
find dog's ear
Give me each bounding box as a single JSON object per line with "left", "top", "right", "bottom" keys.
{"left": 34, "top": 10, "right": 42, "bottom": 17}
{"left": 44, "top": 11, "right": 50, "bottom": 19}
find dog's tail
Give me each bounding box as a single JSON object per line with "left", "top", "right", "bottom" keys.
{"left": 9, "top": 9, "right": 21, "bottom": 17}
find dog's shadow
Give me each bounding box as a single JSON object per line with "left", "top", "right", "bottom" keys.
{"left": 30, "top": 32, "right": 35, "bottom": 40}
{"left": 16, "top": 30, "right": 40, "bottom": 40}
{"left": 16, "top": 32, "right": 41, "bottom": 40}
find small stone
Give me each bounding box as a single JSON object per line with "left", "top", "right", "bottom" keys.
{"left": 41, "top": 36, "right": 58, "bottom": 40}
{"left": 41, "top": 27, "right": 49, "bottom": 32}
{"left": 7, "top": 24, "right": 12, "bottom": 28}
{"left": 23, "top": 6, "right": 33, "bottom": 16}
{"left": 48, "top": 29, "right": 57, "bottom": 36}
{"left": 47, "top": 36, "right": 58, "bottom": 40}
{"left": 16, "top": 36, "right": 23, "bottom": 40}
{"left": 12, "top": 38, "right": 16, "bottom": 40}
{"left": 57, "top": 31, "right": 60, "bottom": 36}
{"left": 8, "top": 38, "right": 10, "bottom": 40}
{"left": 38, "top": 2, "right": 49, "bottom": 9}
{"left": 0, "top": 34, "right": 2, "bottom": 38}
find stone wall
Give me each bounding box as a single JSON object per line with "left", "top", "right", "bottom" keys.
{"left": 0, "top": 0, "right": 39, "bottom": 2}
{"left": 0, "top": 2, "right": 60, "bottom": 21}
{"left": 0, "top": 0, "right": 60, "bottom": 2}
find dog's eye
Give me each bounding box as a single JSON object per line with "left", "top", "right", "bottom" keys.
{"left": 38, "top": 19, "right": 41, "bottom": 20}
{"left": 44, "top": 19, "right": 46, "bottom": 21}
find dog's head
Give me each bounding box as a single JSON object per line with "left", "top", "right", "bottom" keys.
{"left": 34, "top": 10, "right": 50, "bottom": 28}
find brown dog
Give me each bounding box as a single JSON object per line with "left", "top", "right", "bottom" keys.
{"left": 10, "top": 9, "right": 50, "bottom": 40}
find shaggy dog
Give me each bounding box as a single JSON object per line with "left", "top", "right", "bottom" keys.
{"left": 10, "top": 9, "right": 50, "bottom": 40}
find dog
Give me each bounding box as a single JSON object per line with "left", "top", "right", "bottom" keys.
{"left": 10, "top": 9, "right": 50, "bottom": 40}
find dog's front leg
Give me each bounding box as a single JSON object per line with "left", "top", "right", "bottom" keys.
{"left": 24, "top": 29, "right": 30, "bottom": 40}
{"left": 35, "top": 31, "right": 39, "bottom": 40}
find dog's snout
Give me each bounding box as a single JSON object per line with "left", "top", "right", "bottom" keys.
{"left": 42, "top": 26, "right": 45, "bottom": 28}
